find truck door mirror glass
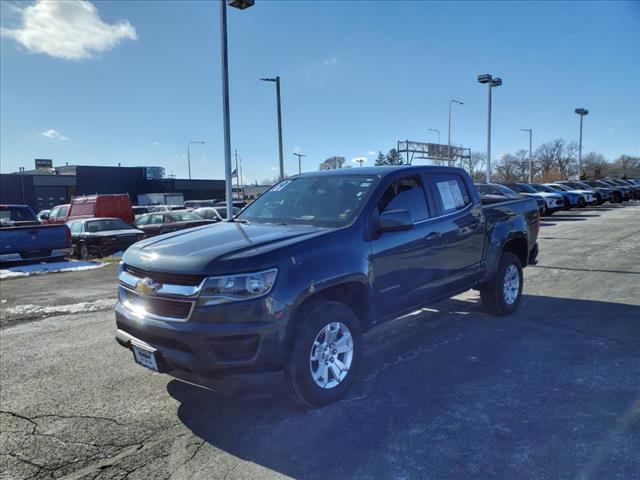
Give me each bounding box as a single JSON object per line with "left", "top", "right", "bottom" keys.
{"left": 379, "top": 209, "right": 413, "bottom": 233}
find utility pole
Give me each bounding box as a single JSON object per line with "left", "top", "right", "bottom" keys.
{"left": 448, "top": 99, "right": 463, "bottom": 166}
{"left": 261, "top": 76, "right": 284, "bottom": 180}
{"left": 187, "top": 141, "right": 205, "bottom": 180}
{"left": 575, "top": 108, "right": 589, "bottom": 180}
{"left": 294, "top": 152, "right": 306, "bottom": 174}
{"left": 234, "top": 149, "right": 241, "bottom": 201}
{"left": 477, "top": 74, "right": 502, "bottom": 182}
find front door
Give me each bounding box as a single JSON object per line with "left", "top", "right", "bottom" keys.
{"left": 371, "top": 174, "right": 446, "bottom": 320}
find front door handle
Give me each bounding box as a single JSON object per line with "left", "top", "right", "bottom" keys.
{"left": 425, "top": 232, "right": 442, "bottom": 242}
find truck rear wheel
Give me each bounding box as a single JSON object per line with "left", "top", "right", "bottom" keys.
{"left": 286, "top": 300, "right": 363, "bottom": 408}
{"left": 480, "top": 252, "right": 523, "bottom": 315}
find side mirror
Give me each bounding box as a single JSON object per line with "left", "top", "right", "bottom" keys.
{"left": 379, "top": 209, "right": 413, "bottom": 233}
{"left": 40, "top": 213, "right": 49, "bottom": 220}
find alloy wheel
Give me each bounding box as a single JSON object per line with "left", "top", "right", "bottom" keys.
{"left": 309, "top": 322, "right": 354, "bottom": 389}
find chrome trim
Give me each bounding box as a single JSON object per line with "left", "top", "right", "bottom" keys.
{"left": 119, "top": 285, "right": 195, "bottom": 322}
{"left": 118, "top": 269, "right": 203, "bottom": 298}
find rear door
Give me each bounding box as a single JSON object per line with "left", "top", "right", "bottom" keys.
{"left": 370, "top": 174, "right": 446, "bottom": 319}
{"left": 428, "top": 172, "right": 485, "bottom": 290}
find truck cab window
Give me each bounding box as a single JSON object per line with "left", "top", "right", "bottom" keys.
{"left": 377, "top": 176, "right": 429, "bottom": 222}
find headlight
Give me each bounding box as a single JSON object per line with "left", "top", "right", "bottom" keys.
{"left": 197, "top": 268, "right": 278, "bottom": 306}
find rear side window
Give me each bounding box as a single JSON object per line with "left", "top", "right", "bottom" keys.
{"left": 432, "top": 174, "right": 471, "bottom": 214}
{"left": 378, "top": 176, "right": 429, "bottom": 222}
{"left": 70, "top": 222, "right": 83, "bottom": 234}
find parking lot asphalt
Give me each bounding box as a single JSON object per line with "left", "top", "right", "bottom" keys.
{"left": 1, "top": 203, "right": 639, "bottom": 480}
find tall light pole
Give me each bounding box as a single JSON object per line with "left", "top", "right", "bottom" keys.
{"left": 187, "top": 141, "right": 205, "bottom": 180}
{"left": 427, "top": 128, "right": 440, "bottom": 144}
{"left": 575, "top": 108, "right": 589, "bottom": 180}
{"left": 294, "top": 152, "right": 306, "bottom": 174}
{"left": 220, "top": 0, "right": 254, "bottom": 221}
{"left": 448, "top": 99, "right": 463, "bottom": 166}
{"left": 477, "top": 74, "right": 502, "bottom": 182}
{"left": 261, "top": 76, "right": 284, "bottom": 181}
{"left": 520, "top": 129, "right": 532, "bottom": 183}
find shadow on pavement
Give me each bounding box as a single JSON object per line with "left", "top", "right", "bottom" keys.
{"left": 548, "top": 216, "right": 588, "bottom": 221}
{"left": 169, "top": 295, "right": 640, "bottom": 480}
{"left": 531, "top": 265, "right": 640, "bottom": 275}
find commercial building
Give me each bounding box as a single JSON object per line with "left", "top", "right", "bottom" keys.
{"left": 0, "top": 163, "right": 225, "bottom": 212}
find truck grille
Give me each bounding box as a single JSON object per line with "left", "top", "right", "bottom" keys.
{"left": 120, "top": 288, "right": 193, "bottom": 320}
{"left": 123, "top": 264, "right": 204, "bottom": 286}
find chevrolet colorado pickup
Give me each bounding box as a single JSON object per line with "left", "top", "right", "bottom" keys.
{"left": 115, "top": 166, "right": 539, "bottom": 407}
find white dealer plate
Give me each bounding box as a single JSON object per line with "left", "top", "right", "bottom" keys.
{"left": 132, "top": 343, "right": 159, "bottom": 371}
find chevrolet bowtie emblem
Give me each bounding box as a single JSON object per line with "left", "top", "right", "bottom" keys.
{"left": 135, "top": 277, "right": 160, "bottom": 296}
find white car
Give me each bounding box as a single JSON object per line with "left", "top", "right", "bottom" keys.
{"left": 545, "top": 183, "right": 596, "bottom": 205}
{"left": 506, "top": 183, "right": 565, "bottom": 214}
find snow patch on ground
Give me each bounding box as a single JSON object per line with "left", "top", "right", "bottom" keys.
{"left": 5, "top": 299, "right": 115, "bottom": 317}
{"left": 0, "top": 261, "right": 105, "bottom": 280}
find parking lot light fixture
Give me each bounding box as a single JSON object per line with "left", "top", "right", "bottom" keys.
{"left": 477, "top": 74, "right": 502, "bottom": 182}
{"left": 187, "top": 141, "right": 205, "bottom": 180}
{"left": 220, "top": 0, "right": 254, "bottom": 222}
{"left": 261, "top": 77, "right": 284, "bottom": 181}
{"left": 575, "top": 108, "right": 589, "bottom": 180}
{"left": 520, "top": 129, "right": 532, "bottom": 183}
{"left": 448, "top": 99, "right": 463, "bottom": 166}
{"left": 294, "top": 152, "right": 306, "bottom": 174}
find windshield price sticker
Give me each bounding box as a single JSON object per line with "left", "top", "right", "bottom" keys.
{"left": 437, "top": 180, "right": 465, "bottom": 210}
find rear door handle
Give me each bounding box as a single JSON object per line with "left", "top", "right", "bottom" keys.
{"left": 425, "top": 232, "right": 441, "bottom": 242}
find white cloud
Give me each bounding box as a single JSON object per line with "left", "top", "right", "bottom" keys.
{"left": 367, "top": 151, "right": 377, "bottom": 156}
{"left": 270, "top": 166, "right": 277, "bottom": 171}
{"left": 323, "top": 56, "right": 337, "bottom": 65}
{"left": 540, "top": 112, "right": 555, "bottom": 118}
{"left": 1, "top": 0, "right": 137, "bottom": 60}
{"left": 41, "top": 129, "right": 68, "bottom": 140}
{"left": 153, "top": 142, "right": 161, "bottom": 146}
{"left": 607, "top": 127, "right": 615, "bottom": 133}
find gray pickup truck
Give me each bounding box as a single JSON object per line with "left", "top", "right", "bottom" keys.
{"left": 115, "top": 166, "right": 539, "bottom": 407}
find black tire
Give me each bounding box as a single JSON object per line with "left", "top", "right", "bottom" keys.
{"left": 285, "top": 300, "right": 363, "bottom": 408}
{"left": 480, "top": 252, "right": 523, "bottom": 316}
{"left": 78, "top": 243, "right": 90, "bottom": 260}
{"left": 578, "top": 197, "right": 586, "bottom": 208}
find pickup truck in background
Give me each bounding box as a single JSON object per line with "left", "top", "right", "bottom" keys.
{"left": 0, "top": 205, "right": 72, "bottom": 264}
{"left": 115, "top": 166, "right": 540, "bottom": 407}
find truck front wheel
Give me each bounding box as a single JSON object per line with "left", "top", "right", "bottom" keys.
{"left": 286, "top": 300, "right": 363, "bottom": 408}
{"left": 480, "top": 252, "right": 523, "bottom": 315}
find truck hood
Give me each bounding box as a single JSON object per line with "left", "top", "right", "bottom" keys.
{"left": 123, "top": 221, "right": 327, "bottom": 274}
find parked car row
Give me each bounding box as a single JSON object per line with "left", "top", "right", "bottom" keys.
{"left": 475, "top": 177, "right": 640, "bottom": 216}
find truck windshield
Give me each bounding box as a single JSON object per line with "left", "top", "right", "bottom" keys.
{"left": 238, "top": 175, "right": 378, "bottom": 227}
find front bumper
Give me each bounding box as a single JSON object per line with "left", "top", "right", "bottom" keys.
{"left": 114, "top": 295, "right": 290, "bottom": 393}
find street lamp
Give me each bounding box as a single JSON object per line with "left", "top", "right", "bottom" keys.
{"left": 427, "top": 128, "right": 440, "bottom": 144}
{"left": 477, "top": 74, "right": 502, "bottom": 183}
{"left": 575, "top": 108, "right": 589, "bottom": 180}
{"left": 520, "top": 129, "right": 532, "bottom": 183}
{"left": 448, "top": 99, "right": 463, "bottom": 166}
{"left": 187, "top": 141, "right": 205, "bottom": 180}
{"left": 293, "top": 152, "right": 306, "bottom": 174}
{"left": 220, "top": 0, "right": 254, "bottom": 222}
{"left": 261, "top": 77, "right": 284, "bottom": 181}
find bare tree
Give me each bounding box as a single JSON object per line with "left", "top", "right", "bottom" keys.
{"left": 494, "top": 154, "right": 520, "bottom": 183}
{"left": 582, "top": 152, "right": 609, "bottom": 179}
{"left": 615, "top": 154, "right": 640, "bottom": 178}
{"left": 555, "top": 140, "right": 578, "bottom": 180}
{"left": 534, "top": 141, "right": 558, "bottom": 182}
{"left": 319, "top": 156, "right": 346, "bottom": 170}
{"left": 467, "top": 152, "right": 486, "bottom": 182}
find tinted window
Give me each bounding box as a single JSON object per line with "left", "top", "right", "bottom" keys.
{"left": 433, "top": 174, "right": 471, "bottom": 214}
{"left": 166, "top": 212, "right": 202, "bottom": 222}
{"left": 85, "top": 219, "right": 130, "bottom": 232}
{"left": 378, "top": 176, "right": 429, "bottom": 222}
{"left": 149, "top": 214, "right": 164, "bottom": 224}
{"left": 239, "top": 175, "right": 378, "bottom": 227}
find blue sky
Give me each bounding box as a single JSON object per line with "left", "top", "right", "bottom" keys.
{"left": 1, "top": 0, "right": 638, "bottom": 182}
